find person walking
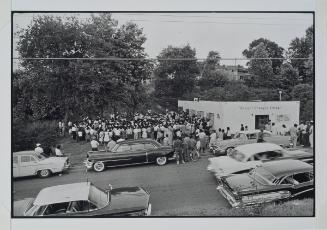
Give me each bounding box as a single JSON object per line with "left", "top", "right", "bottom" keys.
{"left": 198, "top": 129, "right": 206, "bottom": 154}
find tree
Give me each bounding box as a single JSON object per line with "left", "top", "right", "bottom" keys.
{"left": 246, "top": 43, "right": 276, "bottom": 88}
{"left": 279, "top": 63, "right": 300, "bottom": 91}
{"left": 288, "top": 25, "right": 313, "bottom": 84}
{"left": 154, "top": 44, "right": 199, "bottom": 99}
{"left": 198, "top": 69, "right": 229, "bottom": 90}
{"left": 243, "top": 38, "right": 284, "bottom": 74}
{"left": 15, "top": 14, "right": 152, "bottom": 121}
{"left": 290, "top": 84, "right": 314, "bottom": 121}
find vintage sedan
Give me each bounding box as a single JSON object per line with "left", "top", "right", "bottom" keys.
{"left": 207, "top": 143, "right": 313, "bottom": 178}
{"left": 13, "top": 151, "right": 70, "bottom": 178}
{"left": 210, "top": 130, "right": 290, "bottom": 156}
{"left": 85, "top": 139, "right": 175, "bottom": 172}
{"left": 14, "top": 182, "right": 152, "bottom": 216}
{"left": 216, "top": 160, "right": 314, "bottom": 208}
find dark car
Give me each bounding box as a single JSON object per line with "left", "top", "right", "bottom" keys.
{"left": 14, "top": 182, "right": 152, "bottom": 216}
{"left": 85, "top": 139, "right": 174, "bottom": 172}
{"left": 216, "top": 159, "right": 314, "bottom": 208}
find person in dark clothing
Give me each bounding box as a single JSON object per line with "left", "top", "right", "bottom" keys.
{"left": 240, "top": 124, "right": 244, "bottom": 131}
{"left": 173, "top": 137, "right": 184, "bottom": 164}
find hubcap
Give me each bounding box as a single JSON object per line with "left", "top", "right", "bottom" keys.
{"left": 41, "top": 170, "right": 48, "bottom": 176}
{"left": 95, "top": 162, "right": 104, "bottom": 171}
{"left": 157, "top": 157, "right": 166, "bottom": 165}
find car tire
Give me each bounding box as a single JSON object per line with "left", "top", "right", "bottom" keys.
{"left": 93, "top": 161, "right": 105, "bottom": 172}
{"left": 38, "top": 169, "right": 51, "bottom": 178}
{"left": 225, "top": 147, "right": 235, "bottom": 156}
{"left": 156, "top": 156, "right": 167, "bottom": 166}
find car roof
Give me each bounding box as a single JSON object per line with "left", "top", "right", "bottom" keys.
{"left": 34, "top": 182, "right": 92, "bottom": 206}
{"left": 117, "top": 139, "right": 160, "bottom": 145}
{"left": 13, "top": 151, "right": 37, "bottom": 156}
{"left": 235, "top": 143, "right": 283, "bottom": 157}
{"left": 260, "top": 160, "right": 313, "bottom": 178}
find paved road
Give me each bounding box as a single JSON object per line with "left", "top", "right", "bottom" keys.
{"left": 13, "top": 157, "right": 230, "bottom": 215}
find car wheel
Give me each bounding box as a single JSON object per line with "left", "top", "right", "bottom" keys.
{"left": 225, "top": 147, "right": 235, "bottom": 156}
{"left": 38, "top": 169, "right": 51, "bottom": 178}
{"left": 156, "top": 156, "right": 167, "bottom": 166}
{"left": 93, "top": 161, "right": 105, "bottom": 172}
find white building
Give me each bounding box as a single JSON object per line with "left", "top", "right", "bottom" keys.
{"left": 178, "top": 100, "right": 300, "bottom": 133}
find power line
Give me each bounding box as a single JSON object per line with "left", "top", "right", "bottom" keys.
{"left": 13, "top": 57, "right": 312, "bottom": 61}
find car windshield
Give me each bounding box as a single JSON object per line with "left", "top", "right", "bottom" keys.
{"left": 229, "top": 149, "right": 246, "bottom": 162}
{"left": 249, "top": 167, "right": 277, "bottom": 184}
{"left": 88, "top": 184, "right": 108, "bottom": 209}
{"left": 24, "top": 199, "right": 36, "bottom": 215}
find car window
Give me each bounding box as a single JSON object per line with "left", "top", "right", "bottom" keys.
{"left": 144, "top": 143, "right": 156, "bottom": 150}
{"left": 131, "top": 143, "right": 145, "bottom": 151}
{"left": 254, "top": 151, "right": 283, "bottom": 161}
{"left": 280, "top": 175, "right": 297, "bottom": 185}
{"left": 21, "top": 156, "right": 31, "bottom": 163}
{"left": 293, "top": 172, "right": 313, "bottom": 184}
{"left": 13, "top": 156, "right": 18, "bottom": 164}
{"left": 68, "top": 200, "right": 91, "bottom": 213}
{"left": 229, "top": 149, "right": 246, "bottom": 162}
{"left": 33, "top": 205, "right": 47, "bottom": 216}
{"left": 115, "top": 144, "right": 131, "bottom": 152}
{"left": 43, "top": 202, "right": 70, "bottom": 216}
{"left": 30, "top": 156, "right": 38, "bottom": 162}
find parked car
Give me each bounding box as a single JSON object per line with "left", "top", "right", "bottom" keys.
{"left": 13, "top": 182, "right": 152, "bottom": 216}
{"left": 210, "top": 130, "right": 290, "bottom": 156}
{"left": 207, "top": 143, "right": 313, "bottom": 178}
{"left": 216, "top": 159, "right": 314, "bottom": 208}
{"left": 13, "top": 151, "right": 70, "bottom": 178}
{"left": 85, "top": 139, "right": 175, "bottom": 172}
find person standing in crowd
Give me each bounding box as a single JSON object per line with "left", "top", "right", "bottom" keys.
{"left": 209, "top": 130, "right": 217, "bottom": 148}
{"left": 183, "top": 134, "right": 191, "bottom": 162}
{"left": 309, "top": 121, "right": 314, "bottom": 148}
{"left": 103, "top": 129, "right": 110, "bottom": 147}
{"left": 71, "top": 124, "right": 77, "bottom": 140}
{"left": 198, "top": 129, "right": 206, "bottom": 154}
{"left": 99, "top": 129, "right": 104, "bottom": 146}
{"left": 133, "top": 125, "right": 139, "bottom": 140}
{"left": 90, "top": 137, "right": 99, "bottom": 151}
{"left": 142, "top": 126, "right": 147, "bottom": 139}
{"left": 163, "top": 134, "right": 169, "bottom": 146}
{"left": 271, "top": 122, "right": 277, "bottom": 135}
{"left": 257, "top": 128, "right": 265, "bottom": 143}
{"left": 298, "top": 122, "right": 305, "bottom": 145}
{"left": 281, "top": 124, "right": 288, "bottom": 136}
{"left": 289, "top": 124, "right": 298, "bottom": 148}
{"left": 126, "top": 126, "right": 133, "bottom": 140}
{"left": 55, "top": 144, "right": 63, "bottom": 156}
{"left": 173, "top": 137, "right": 184, "bottom": 165}
{"left": 85, "top": 127, "right": 91, "bottom": 142}
{"left": 217, "top": 128, "right": 223, "bottom": 141}
{"left": 304, "top": 121, "right": 311, "bottom": 147}
{"left": 265, "top": 121, "right": 272, "bottom": 132}
{"left": 107, "top": 139, "right": 116, "bottom": 152}
{"left": 240, "top": 124, "right": 244, "bottom": 131}
{"left": 244, "top": 125, "right": 248, "bottom": 131}
{"left": 226, "top": 127, "right": 232, "bottom": 139}
{"left": 77, "top": 128, "right": 83, "bottom": 143}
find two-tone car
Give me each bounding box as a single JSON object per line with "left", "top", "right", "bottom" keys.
{"left": 14, "top": 182, "right": 151, "bottom": 216}
{"left": 13, "top": 151, "right": 70, "bottom": 178}
{"left": 85, "top": 139, "right": 175, "bottom": 172}
{"left": 207, "top": 143, "right": 313, "bottom": 178}
{"left": 210, "top": 130, "right": 290, "bottom": 156}
{"left": 216, "top": 159, "right": 314, "bottom": 208}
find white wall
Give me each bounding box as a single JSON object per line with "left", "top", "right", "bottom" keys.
{"left": 178, "top": 100, "right": 300, "bottom": 133}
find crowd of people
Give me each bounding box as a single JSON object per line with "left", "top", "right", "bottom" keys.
{"left": 51, "top": 111, "right": 314, "bottom": 163}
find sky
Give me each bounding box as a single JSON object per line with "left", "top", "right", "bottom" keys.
{"left": 12, "top": 12, "right": 313, "bottom": 68}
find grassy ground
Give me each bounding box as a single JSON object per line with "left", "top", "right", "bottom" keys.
{"left": 154, "top": 199, "right": 314, "bottom": 216}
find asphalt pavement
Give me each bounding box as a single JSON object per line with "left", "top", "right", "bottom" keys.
{"left": 13, "top": 157, "right": 230, "bottom": 216}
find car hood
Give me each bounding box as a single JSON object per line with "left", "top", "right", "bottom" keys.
{"left": 284, "top": 149, "right": 313, "bottom": 158}
{"left": 13, "top": 198, "right": 34, "bottom": 216}
{"left": 223, "top": 174, "right": 268, "bottom": 193}
{"left": 207, "top": 157, "right": 260, "bottom": 177}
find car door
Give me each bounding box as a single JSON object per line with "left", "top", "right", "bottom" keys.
{"left": 19, "top": 155, "right": 38, "bottom": 177}
{"left": 105, "top": 144, "right": 134, "bottom": 166}
{"left": 13, "top": 156, "right": 19, "bottom": 178}
{"left": 129, "top": 143, "right": 147, "bottom": 164}
{"left": 291, "top": 171, "right": 314, "bottom": 198}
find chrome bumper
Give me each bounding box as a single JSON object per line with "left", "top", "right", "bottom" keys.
{"left": 216, "top": 185, "right": 240, "bottom": 208}
{"left": 84, "top": 159, "right": 93, "bottom": 169}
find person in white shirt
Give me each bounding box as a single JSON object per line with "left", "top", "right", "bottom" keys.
{"left": 107, "top": 139, "right": 116, "bottom": 151}
{"left": 34, "top": 143, "right": 44, "bottom": 156}
{"left": 55, "top": 145, "right": 63, "bottom": 156}
{"left": 90, "top": 139, "right": 99, "bottom": 151}
{"left": 209, "top": 130, "right": 217, "bottom": 147}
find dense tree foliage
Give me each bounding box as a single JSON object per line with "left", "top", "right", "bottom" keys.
{"left": 15, "top": 14, "right": 153, "bottom": 122}
{"left": 243, "top": 38, "right": 284, "bottom": 74}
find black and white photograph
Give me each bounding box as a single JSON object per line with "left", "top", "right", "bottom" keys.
{"left": 10, "top": 10, "right": 317, "bottom": 218}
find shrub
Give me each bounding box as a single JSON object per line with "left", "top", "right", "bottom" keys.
{"left": 12, "top": 120, "right": 59, "bottom": 152}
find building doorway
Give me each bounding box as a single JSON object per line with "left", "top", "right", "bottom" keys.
{"left": 255, "top": 115, "right": 269, "bottom": 129}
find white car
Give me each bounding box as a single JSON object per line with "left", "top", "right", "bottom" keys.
{"left": 207, "top": 143, "right": 313, "bottom": 178}
{"left": 13, "top": 151, "right": 70, "bottom": 178}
